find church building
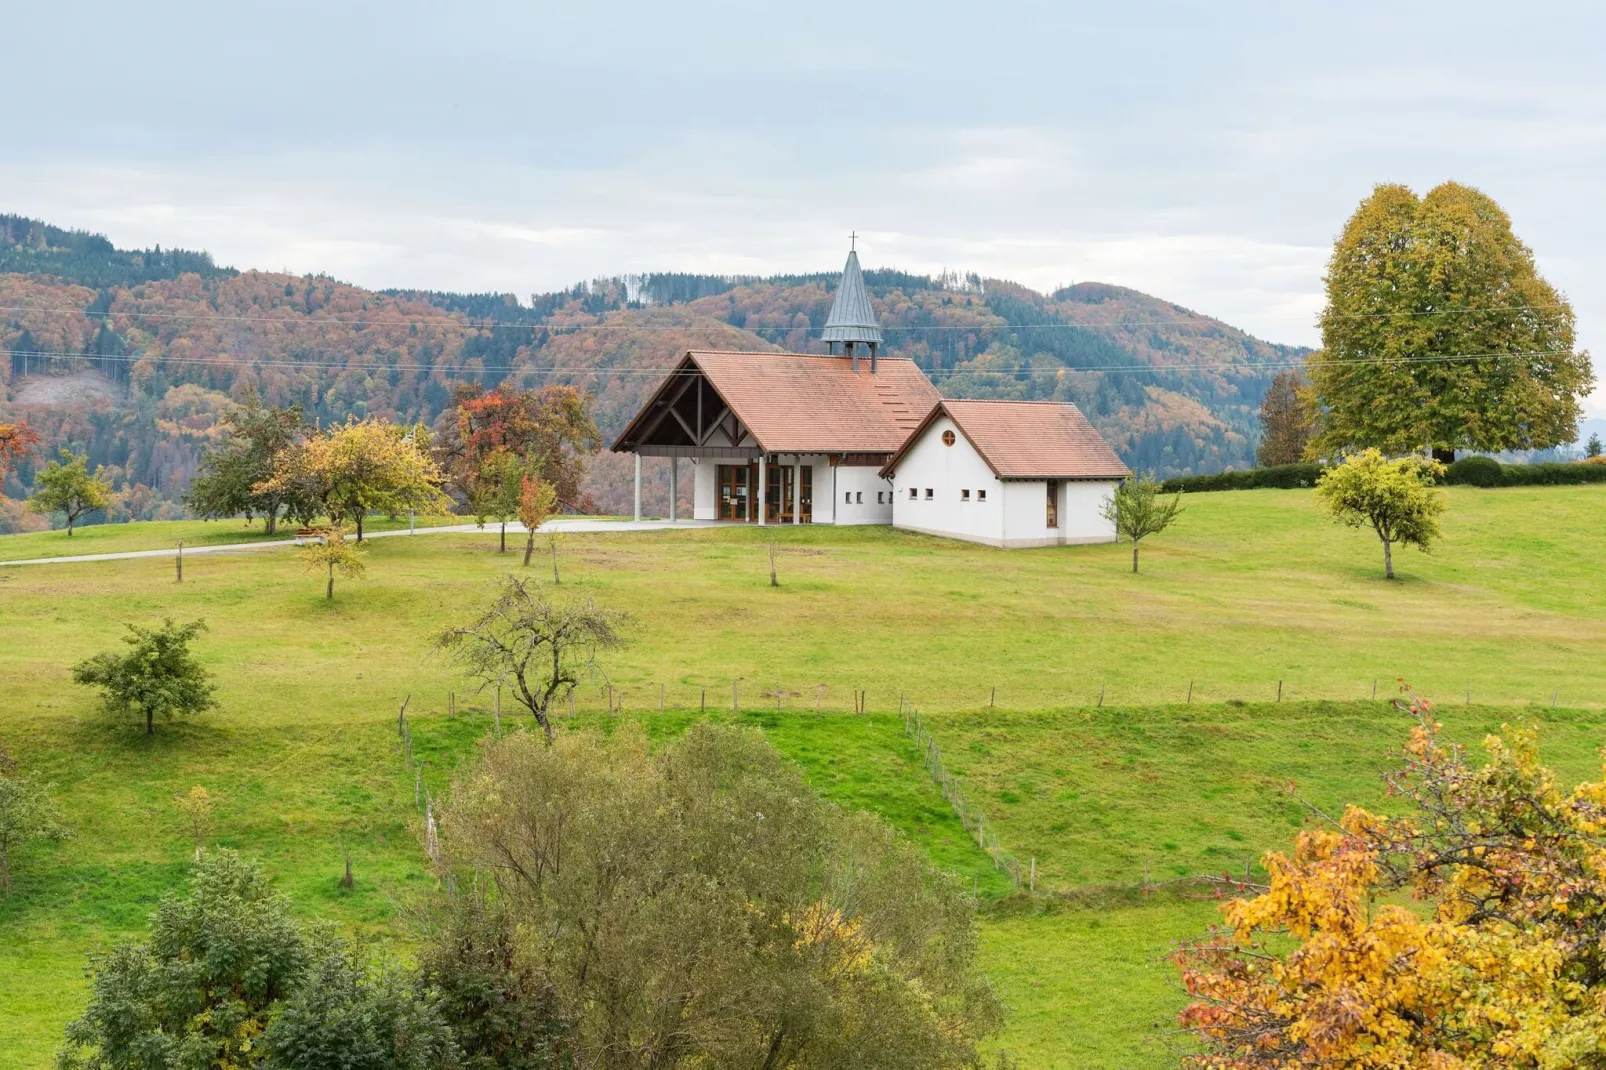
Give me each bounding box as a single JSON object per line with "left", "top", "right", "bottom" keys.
{"left": 611, "top": 246, "right": 1129, "bottom": 546}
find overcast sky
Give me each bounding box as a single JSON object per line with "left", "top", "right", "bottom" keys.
{"left": 5, "top": 0, "right": 1602, "bottom": 416}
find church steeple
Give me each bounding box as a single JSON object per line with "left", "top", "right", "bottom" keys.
{"left": 821, "top": 236, "right": 883, "bottom": 373}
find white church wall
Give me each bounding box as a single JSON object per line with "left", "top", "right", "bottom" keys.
{"left": 1059, "top": 481, "right": 1120, "bottom": 543}
{"left": 692, "top": 458, "right": 717, "bottom": 521}
{"left": 888, "top": 415, "right": 1005, "bottom": 544}
{"left": 833, "top": 465, "right": 895, "bottom": 525}
{"left": 1000, "top": 480, "right": 1054, "bottom": 546}
{"left": 998, "top": 479, "right": 1121, "bottom": 547}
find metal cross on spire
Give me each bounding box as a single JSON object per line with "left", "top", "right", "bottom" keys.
{"left": 849, "top": 231, "right": 857, "bottom": 251}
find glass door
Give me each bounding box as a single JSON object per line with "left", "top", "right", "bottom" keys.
{"left": 799, "top": 465, "right": 812, "bottom": 523}
{"left": 765, "top": 464, "right": 794, "bottom": 523}
{"left": 717, "top": 464, "right": 752, "bottom": 521}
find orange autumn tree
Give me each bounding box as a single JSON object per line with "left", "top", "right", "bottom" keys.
{"left": 0, "top": 422, "right": 39, "bottom": 479}
{"left": 1177, "top": 689, "right": 1606, "bottom": 1068}
{"left": 438, "top": 383, "right": 600, "bottom": 512}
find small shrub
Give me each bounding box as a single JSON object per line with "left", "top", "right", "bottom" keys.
{"left": 1445, "top": 455, "right": 1505, "bottom": 487}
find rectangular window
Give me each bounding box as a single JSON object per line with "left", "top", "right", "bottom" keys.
{"left": 961, "top": 489, "right": 970, "bottom": 501}
{"left": 1046, "top": 480, "right": 1060, "bottom": 528}
{"left": 978, "top": 489, "right": 987, "bottom": 502}
{"left": 855, "top": 491, "right": 863, "bottom": 504}
{"left": 845, "top": 491, "right": 852, "bottom": 505}
{"left": 925, "top": 488, "right": 933, "bottom": 500}
{"left": 908, "top": 487, "right": 917, "bottom": 500}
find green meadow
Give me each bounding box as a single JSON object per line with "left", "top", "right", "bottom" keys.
{"left": 0, "top": 484, "right": 1603, "bottom": 1068}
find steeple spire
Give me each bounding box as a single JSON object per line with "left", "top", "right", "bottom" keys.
{"left": 821, "top": 242, "right": 883, "bottom": 373}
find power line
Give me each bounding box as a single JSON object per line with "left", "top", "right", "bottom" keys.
{"left": 0, "top": 302, "right": 1571, "bottom": 333}
{"left": 0, "top": 347, "right": 1577, "bottom": 379}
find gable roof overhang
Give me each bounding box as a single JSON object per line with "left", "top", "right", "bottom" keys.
{"left": 610, "top": 353, "right": 747, "bottom": 455}
{"left": 612, "top": 350, "right": 940, "bottom": 458}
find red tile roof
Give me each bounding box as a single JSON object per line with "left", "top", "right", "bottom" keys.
{"left": 613, "top": 351, "right": 940, "bottom": 455}
{"left": 881, "top": 399, "right": 1129, "bottom": 480}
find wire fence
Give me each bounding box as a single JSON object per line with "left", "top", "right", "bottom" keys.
{"left": 903, "top": 705, "right": 1031, "bottom": 894}
{"left": 556, "top": 677, "right": 1604, "bottom": 718}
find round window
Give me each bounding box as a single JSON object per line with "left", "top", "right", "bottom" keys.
{"left": 941, "top": 430, "right": 956, "bottom": 446}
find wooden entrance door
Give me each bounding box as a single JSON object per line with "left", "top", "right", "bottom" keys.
{"left": 717, "top": 464, "right": 753, "bottom": 521}
{"left": 764, "top": 464, "right": 794, "bottom": 524}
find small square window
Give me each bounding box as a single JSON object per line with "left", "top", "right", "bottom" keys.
{"left": 855, "top": 491, "right": 863, "bottom": 504}
{"left": 961, "top": 489, "right": 970, "bottom": 501}
{"left": 925, "top": 488, "right": 934, "bottom": 500}
{"left": 908, "top": 487, "right": 917, "bottom": 500}
{"left": 977, "top": 489, "right": 987, "bottom": 502}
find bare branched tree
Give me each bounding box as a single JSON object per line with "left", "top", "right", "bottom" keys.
{"left": 436, "top": 575, "right": 628, "bottom": 741}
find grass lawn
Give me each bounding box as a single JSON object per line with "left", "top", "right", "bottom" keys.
{"left": 0, "top": 485, "right": 1602, "bottom": 1067}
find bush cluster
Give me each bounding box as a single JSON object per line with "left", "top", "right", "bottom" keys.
{"left": 1160, "top": 463, "right": 1327, "bottom": 493}
{"left": 1442, "top": 457, "right": 1606, "bottom": 487}
{"left": 1162, "top": 458, "right": 1606, "bottom": 494}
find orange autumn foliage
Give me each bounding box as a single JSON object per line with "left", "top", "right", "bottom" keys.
{"left": 1178, "top": 688, "right": 1606, "bottom": 1069}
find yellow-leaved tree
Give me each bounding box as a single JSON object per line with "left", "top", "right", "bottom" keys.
{"left": 1177, "top": 688, "right": 1606, "bottom": 1068}
{"left": 257, "top": 417, "right": 450, "bottom": 541}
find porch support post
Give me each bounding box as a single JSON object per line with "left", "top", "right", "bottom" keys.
{"left": 633, "top": 453, "right": 643, "bottom": 521}
{"left": 757, "top": 456, "right": 768, "bottom": 527}
{"left": 792, "top": 457, "right": 801, "bottom": 524}
{"left": 668, "top": 455, "right": 678, "bottom": 522}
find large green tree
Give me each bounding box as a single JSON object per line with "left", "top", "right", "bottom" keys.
{"left": 435, "top": 724, "right": 1003, "bottom": 1069}
{"left": 186, "top": 389, "right": 309, "bottom": 535}
{"left": 1311, "top": 182, "right": 1592, "bottom": 460}
{"left": 58, "top": 851, "right": 311, "bottom": 1070}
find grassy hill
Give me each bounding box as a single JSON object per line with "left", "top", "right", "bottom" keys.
{"left": 1, "top": 484, "right": 1603, "bottom": 1068}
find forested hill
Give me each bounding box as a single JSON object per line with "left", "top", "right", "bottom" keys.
{"left": 0, "top": 216, "right": 1305, "bottom": 523}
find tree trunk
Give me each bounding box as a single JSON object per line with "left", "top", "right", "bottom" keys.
{"left": 551, "top": 536, "right": 560, "bottom": 584}
{"left": 265, "top": 509, "right": 277, "bottom": 536}
{"left": 500, "top": 522, "right": 506, "bottom": 553}
{"left": 66, "top": 517, "right": 74, "bottom": 536}
{"left": 1383, "top": 538, "right": 1395, "bottom": 580}
{"left": 523, "top": 531, "right": 535, "bottom": 567}
{"left": 1132, "top": 541, "right": 1140, "bottom": 573}
{"left": 327, "top": 564, "right": 335, "bottom": 599}
{"left": 355, "top": 514, "right": 364, "bottom": 542}
{"left": 146, "top": 708, "right": 154, "bottom": 735}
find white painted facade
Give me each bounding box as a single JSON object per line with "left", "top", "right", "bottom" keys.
{"left": 887, "top": 414, "right": 1120, "bottom": 548}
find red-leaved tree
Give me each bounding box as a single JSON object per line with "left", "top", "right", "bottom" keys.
{"left": 436, "top": 384, "right": 600, "bottom": 513}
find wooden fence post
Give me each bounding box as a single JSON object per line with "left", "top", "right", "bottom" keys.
{"left": 1098, "top": 683, "right": 1105, "bottom": 708}
{"left": 175, "top": 541, "right": 183, "bottom": 583}
{"left": 989, "top": 686, "right": 995, "bottom": 708}
{"left": 1277, "top": 679, "right": 1282, "bottom": 702}
{"left": 448, "top": 691, "right": 455, "bottom": 718}
{"left": 1186, "top": 681, "right": 1193, "bottom": 704}
{"left": 701, "top": 687, "right": 706, "bottom": 713}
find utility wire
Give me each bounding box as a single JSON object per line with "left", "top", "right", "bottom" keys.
{"left": 0, "top": 347, "right": 1578, "bottom": 378}
{"left": 0, "top": 302, "right": 1571, "bottom": 332}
